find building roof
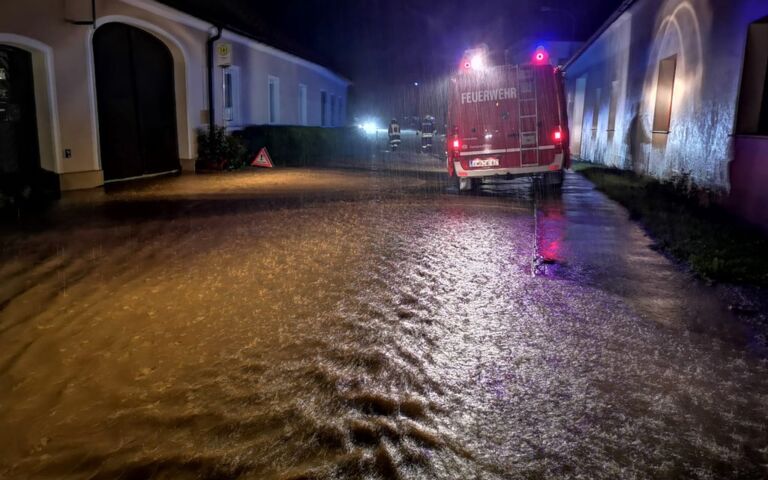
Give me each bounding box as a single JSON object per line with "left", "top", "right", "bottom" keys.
{"left": 150, "top": 0, "right": 351, "bottom": 84}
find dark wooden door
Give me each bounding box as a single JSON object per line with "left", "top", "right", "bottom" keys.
{"left": 93, "top": 23, "right": 179, "bottom": 181}
{"left": 0, "top": 45, "right": 40, "bottom": 176}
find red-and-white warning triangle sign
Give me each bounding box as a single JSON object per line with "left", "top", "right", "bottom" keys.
{"left": 251, "top": 147, "right": 273, "bottom": 168}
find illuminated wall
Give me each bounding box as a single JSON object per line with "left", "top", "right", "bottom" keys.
{"left": 0, "top": 0, "right": 350, "bottom": 189}
{"left": 564, "top": 0, "right": 768, "bottom": 195}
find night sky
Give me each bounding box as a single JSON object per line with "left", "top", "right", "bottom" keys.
{"left": 160, "top": 0, "right": 624, "bottom": 114}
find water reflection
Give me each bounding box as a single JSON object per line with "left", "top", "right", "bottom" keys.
{"left": 0, "top": 170, "right": 766, "bottom": 479}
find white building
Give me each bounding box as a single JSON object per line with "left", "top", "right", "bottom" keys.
{"left": 0, "top": 0, "right": 351, "bottom": 189}
{"left": 563, "top": 0, "right": 768, "bottom": 228}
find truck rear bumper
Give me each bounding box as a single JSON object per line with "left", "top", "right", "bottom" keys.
{"left": 453, "top": 154, "right": 564, "bottom": 178}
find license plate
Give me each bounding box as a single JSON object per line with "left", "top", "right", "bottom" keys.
{"left": 470, "top": 158, "right": 499, "bottom": 167}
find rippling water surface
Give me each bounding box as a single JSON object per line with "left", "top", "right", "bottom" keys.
{"left": 0, "top": 170, "right": 766, "bottom": 479}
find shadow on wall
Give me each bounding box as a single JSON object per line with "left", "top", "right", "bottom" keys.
{"left": 625, "top": 102, "right": 651, "bottom": 174}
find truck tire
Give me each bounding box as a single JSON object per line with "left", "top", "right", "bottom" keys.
{"left": 544, "top": 171, "right": 564, "bottom": 188}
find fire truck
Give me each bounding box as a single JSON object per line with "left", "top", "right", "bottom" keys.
{"left": 446, "top": 48, "right": 570, "bottom": 191}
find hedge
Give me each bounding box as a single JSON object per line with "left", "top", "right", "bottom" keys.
{"left": 234, "top": 126, "right": 369, "bottom": 167}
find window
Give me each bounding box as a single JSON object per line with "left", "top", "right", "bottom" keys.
{"left": 320, "top": 90, "right": 327, "bottom": 126}
{"left": 736, "top": 17, "right": 768, "bottom": 135}
{"left": 222, "top": 66, "right": 240, "bottom": 124}
{"left": 298, "top": 83, "right": 307, "bottom": 126}
{"left": 268, "top": 75, "right": 280, "bottom": 124}
{"left": 652, "top": 55, "right": 677, "bottom": 133}
{"left": 591, "top": 87, "right": 601, "bottom": 133}
{"left": 330, "top": 94, "right": 336, "bottom": 126}
{"left": 607, "top": 80, "right": 619, "bottom": 132}
{"left": 571, "top": 75, "right": 587, "bottom": 155}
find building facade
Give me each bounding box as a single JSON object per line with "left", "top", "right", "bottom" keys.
{"left": 563, "top": 0, "right": 768, "bottom": 228}
{"left": 0, "top": 0, "right": 350, "bottom": 190}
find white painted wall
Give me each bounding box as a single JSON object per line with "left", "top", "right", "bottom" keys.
{"left": 227, "top": 38, "right": 348, "bottom": 127}
{"left": 564, "top": 0, "right": 768, "bottom": 190}
{"left": 0, "top": 0, "right": 350, "bottom": 189}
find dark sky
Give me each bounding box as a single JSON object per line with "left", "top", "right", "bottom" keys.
{"left": 160, "top": 0, "right": 623, "bottom": 114}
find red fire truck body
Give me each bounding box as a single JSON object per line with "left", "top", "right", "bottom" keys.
{"left": 447, "top": 62, "right": 570, "bottom": 190}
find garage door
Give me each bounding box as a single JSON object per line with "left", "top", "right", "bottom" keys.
{"left": 93, "top": 23, "right": 179, "bottom": 181}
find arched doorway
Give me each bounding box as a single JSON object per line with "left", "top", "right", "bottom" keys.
{"left": 93, "top": 23, "right": 179, "bottom": 182}
{"left": 0, "top": 45, "right": 40, "bottom": 180}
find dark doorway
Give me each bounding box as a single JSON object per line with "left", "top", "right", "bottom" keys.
{"left": 0, "top": 45, "right": 58, "bottom": 216}
{"left": 93, "top": 23, "right": 179, "bottom": 181}
{"left": 0, "top": 45, "right": 40, "bottom": 177}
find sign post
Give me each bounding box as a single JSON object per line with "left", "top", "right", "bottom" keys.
{"left": 216, "top": 42, "right": 232, "bottom": 67}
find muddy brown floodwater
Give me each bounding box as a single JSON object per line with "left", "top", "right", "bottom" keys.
{"left": 0, "top": 165, "right": 767, "bottom": 479}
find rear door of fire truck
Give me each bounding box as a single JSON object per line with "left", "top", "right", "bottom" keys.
{"left": 449, "top": 65, "right": 520, "bottom": 174}
{"left": 448, "top": 56, "right": 569, "bottom": 187}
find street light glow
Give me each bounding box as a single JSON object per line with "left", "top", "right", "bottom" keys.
{"left": 360, "top": 121, "right": 377, "bottom": 134}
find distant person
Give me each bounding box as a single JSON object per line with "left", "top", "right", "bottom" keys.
{"left": 420, "top": 115, "right": 435, "bottom": 152}
{"left": 388, "top": 119, "right": 401, "bottom": 151}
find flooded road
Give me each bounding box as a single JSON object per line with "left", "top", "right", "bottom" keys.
{"left": 1, "top": 159, "right": 767, "bottom": 479}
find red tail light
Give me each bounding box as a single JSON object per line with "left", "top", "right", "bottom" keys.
{"left": 452, "top": 138, "right": 460, "bottom": 149}
{"left": 553, "top": 129, "right": 562, "bottom": 142}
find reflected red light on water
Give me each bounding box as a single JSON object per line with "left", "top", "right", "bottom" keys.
{"left": 541, "top": 240, "right": 561, "bottom": 260}
{"left": 537, "top": 203, "right": 565, "bottom": 263}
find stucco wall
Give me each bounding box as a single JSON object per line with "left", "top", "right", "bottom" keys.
{"left": 227, "top": 39, "right": 347, "bottom": 127}
{"left": 1, "top": 0, "right": 97, "bottom": 178}
{"left": 564, "top": 0, "right": 768, "bottom": 191}
{"left": 0, "top": 0, "right": 349, "bottom": 189}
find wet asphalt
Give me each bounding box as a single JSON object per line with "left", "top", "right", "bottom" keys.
{"left": 0, "top": 136, "right": 766, "bottom": 479}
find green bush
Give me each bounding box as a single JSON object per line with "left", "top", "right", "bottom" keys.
{"left": 196, "top": 126, "right": 247, "bottom": 170}
{"left": 234, "top": 126, "right": 368, "bottom": 167}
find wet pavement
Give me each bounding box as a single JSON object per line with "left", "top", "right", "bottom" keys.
{"left": 1, "top": 149, "right": 767, "bottom": 479}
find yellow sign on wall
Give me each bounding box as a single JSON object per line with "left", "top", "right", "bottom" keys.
{"left": 216, "top": 43, "right": 232, "bottom": 67}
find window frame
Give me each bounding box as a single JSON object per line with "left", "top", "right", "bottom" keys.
{"left": 591, "top": 87, "right": 602, "bottom": 135}
{"left": 222, "top": 65, "right": 240, "bottom": 125}
{"left": 268, "top": 75, "right": 280, "bottom": 125}
{"left": 652, "top": 55, "right": 677, "bottom": 134}
{"left": 298, "top": 83, "right": 307, "bottom": 126}
{"left": 607, "top": 80, "right": 619, "bottom": 133}
{"left": 320, "top": 90, "right": 327, "bottom": 127}
{"left": 330, "top": 93, "right": 336, "bottom": 127}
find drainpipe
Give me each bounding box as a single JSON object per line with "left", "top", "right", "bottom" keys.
{"left": 206, "top": 26, "right": 222, "bottom": 133}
